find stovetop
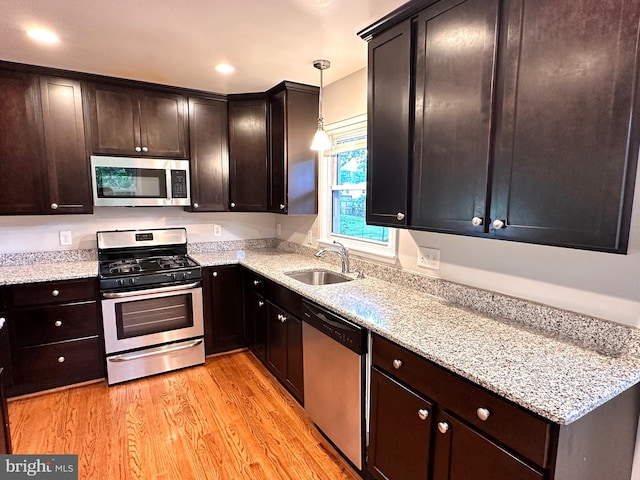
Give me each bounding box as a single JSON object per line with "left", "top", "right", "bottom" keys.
{"left": 100, "top": 255, "right": 200, "bottom": 276}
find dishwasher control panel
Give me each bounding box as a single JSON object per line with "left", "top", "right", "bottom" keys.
{"left": 301, "top": 300, "right": 366, "bottom": 355}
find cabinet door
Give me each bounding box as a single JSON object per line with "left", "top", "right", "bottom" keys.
{"left": 285, "top": 314, "right": 303, "bottom": 402}
{"left": 268, "top": 90, "right": 287, "bottom": 213}
{"left": 244, "top": 289, "right": 267, "bottom": 363}
{"left": 0, "top": 70, "right": 46, "bottom": 214}
{"left": 432, "top": 411, "right": 543, "bottom": 480}
{"left": 39, "top": 76, "right": 92, "bottom": 214}
{"left": 87, "top": 84, "right": 141, "bottom": 155}
{"left": 368, "top": 368, "right": 432, "bottom": 480}
{"left": 139, "top": 91, "right": 188, "bottom": 158}
{"left": 0, "top": 368, "right": 10, "bottom": 454}
{"left": 491, "top": 0, "right": 640, "bottom": 252}
{"left": 266, "top": 302, "right": 288, "bottom": 381}
{"left": 188, "top": 97, "right": 229, "bottom": 212}
{"left": 228, "top": 97, "right": 268, "bottom": 211}
{"left": 204, "top": 266, "right": 245, "bottom": 354}
{"left": 411, "top": 0, "right": 499, "bottom": 233}
{"left": 367, "top": 19, "right": 412, "bottom": 227}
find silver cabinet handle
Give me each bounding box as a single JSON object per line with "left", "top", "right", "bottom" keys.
{"left": 135, "top": 146, "right": 142, "bottom": 152}
{"left": 253, "top": 280, "right": 261, "bottom": 286}
{"left": 52, "top": 289, "right": 60, "bottom": 297}
{"left": 472, "top": 216, "right": 483, "bottom": 226}
{"left": 142, "top": 146, "right": 148, "bottom": 152}
{"left": 230, "top": 202, "right": 236, "bottom": 208}
{"left": 54, "top": 320, "right": 63, "bottom": 327}
{"left": 279, "top": 204, "right": 285, "bottom": 210}
{"left": 0, "top": 318, "right": 5, "bottom": 330}
{"left": 57, "top": 356, "right": 65, "bottom": 363}
{"left": 493, "top": 219, "right": 506, "bottom": 229}
{"left": 438, "top": 422, "right": 450, "bottom": 434}
{"left": 418, "top": 409, "right": 429, "bottom": 421}
{"left": 396, "top": 212, "right": 405, "bottom": 221}
{"left": 193, "top": 202, "right": 199, "bottom": 209}
{"left": 476, "top": 407, "right": 491, "bottom": 421}
{"left": 50, "top": 202, "right": 59, "bottom": 210}
{"left": 392, "top": 359, "right": 402, "bottom": 370}
{"left": 277, "top": 313, "right": 287, "bottom": 322}
{"left": 257, "top": 301, "right": 264, "bottom": 307}
{"left": 212, "top": 271, "right": 218, "bottom": 277}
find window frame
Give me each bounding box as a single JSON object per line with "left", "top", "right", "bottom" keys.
{"left": 318, "top": 115, "right": 398, "bottom": 263}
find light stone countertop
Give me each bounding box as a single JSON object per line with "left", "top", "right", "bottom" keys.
{"left": 2, "top": 248, "right": 639, "bottom": 425}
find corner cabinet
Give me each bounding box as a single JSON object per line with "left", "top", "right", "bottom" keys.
{"left": 0, "top": 69, "right": 92, "bottom": 215}
{"left": 267, "top": 82, "right": 319, "bottom": 215}
{"left": 186, "top": 96, "right": 229, "bottom": 212}
{"left": 86, "top": 83, "right": 188, "bottom": 158}
{"left": 228, "top": 94, "right": 269, "bottom": 211}
{"left": 361, "top": 0, "right": 640, "bottom": 253}
{"left": 368, "top": 334, "right": 640, "bottom": 480}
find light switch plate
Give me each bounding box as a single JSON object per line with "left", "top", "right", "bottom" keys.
{"left": 417, "top": 246, "right": 440, "bottom": 270}
{"left": 59, "top": 230, "right": 72, "bottom": 246}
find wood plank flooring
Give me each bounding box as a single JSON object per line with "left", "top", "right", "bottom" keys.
{"left": 7, "top": 351, "right": 362, "bottom": 480}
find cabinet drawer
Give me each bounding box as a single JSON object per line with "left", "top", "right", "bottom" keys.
{"left": 13, "top": 337, "right": 103, "bottom": 388}
{"left": 12, "top": 301, "right": 99, "bottom": 347}
{"left": 372, "top": 334, "right": 551, "bottom": 467}
{"left": 266, "top": 280, "right": 302, "bottom": 318}
{"left": 9, "top": 279, "right": 96, "bottom": 307}
{"left": 244, "top": 270, "right": 266, "bottom": 296}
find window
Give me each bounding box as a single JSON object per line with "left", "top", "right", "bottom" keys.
{"left": 319, "top": 115, "right": 397, "bottom": 261}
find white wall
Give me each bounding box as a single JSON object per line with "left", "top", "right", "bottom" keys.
{"left": 0, "top": 208, "right": 276, "bottom": 253}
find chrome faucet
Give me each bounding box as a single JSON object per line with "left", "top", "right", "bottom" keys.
{"left": 315, "top": 241, "right": 350, "bottom": 273}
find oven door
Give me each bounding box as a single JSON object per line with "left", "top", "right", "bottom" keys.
{"left": 101, "top": 283, "right": 203, "bottom": 355}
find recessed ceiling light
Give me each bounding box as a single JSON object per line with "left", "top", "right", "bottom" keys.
{"left": 215, "top": 63, "right": 235, "bottom": 74}
{"left": 27, "top": 28, "right": 59, "bottom": 44}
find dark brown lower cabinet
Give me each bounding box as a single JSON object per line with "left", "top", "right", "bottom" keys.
{"left": 0, "top": 368, "right": 10, "bottom": 454}
{"left": 203, "top": 266, "right": 246, "bottom": 355}
{"left": 242, "top": 270, "right": 267, "bottom": 362}
{"left": 266, "top": 301, "right": 303, "bottom": 403}
{"left": 368, "top": 368, "right": 432, "bottom": 480}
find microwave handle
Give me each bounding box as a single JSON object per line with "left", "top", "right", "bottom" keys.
{"left": 166, "top": 170, "right": 172, "bottom": 200}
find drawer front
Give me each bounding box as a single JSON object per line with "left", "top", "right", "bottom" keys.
{"left": 9, "top": 278, "right": 97, "bottom": 307}
{"left": 13, "top": 337, "right": 104, "bottom": 388}
{"left": 372, "top": 334, "right": 551, "bottom": 467}
{"left": 266, "top": 280, "right": 302, "bottom": 318}
{"left": 244, "top": 269, "right": 266, "bottom": 296}
{"left": 12, "top": 301, "right": 99, "bottom": 347}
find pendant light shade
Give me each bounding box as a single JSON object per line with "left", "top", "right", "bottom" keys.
{"left": 311, "top": 59, "right": 331, "bottom": 151}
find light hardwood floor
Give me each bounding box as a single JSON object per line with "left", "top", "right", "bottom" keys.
{"left": 8, "top": 351, "right": 362, "bottom": 480}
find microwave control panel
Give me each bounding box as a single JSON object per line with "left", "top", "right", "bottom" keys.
{"left": 171, "top": 170, "right": 188, "bottom": 198}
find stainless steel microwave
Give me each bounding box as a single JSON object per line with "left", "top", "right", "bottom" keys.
{"left": 90, "top": 156, "right": 191, "bottom": 207}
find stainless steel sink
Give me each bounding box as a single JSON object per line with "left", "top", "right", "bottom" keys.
{"left": 285, "top": 269, "right": 353, "bottom": 286}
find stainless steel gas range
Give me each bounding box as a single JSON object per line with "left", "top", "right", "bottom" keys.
{"left": 97, "top": 228, "right": 204, "bottom": 385}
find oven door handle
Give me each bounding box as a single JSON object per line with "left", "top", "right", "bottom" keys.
{"left": 107, "top": 338, "right": 203, "bottom": 362}
{"left": 103, "top": 282, "right": 201, "bottom": 299}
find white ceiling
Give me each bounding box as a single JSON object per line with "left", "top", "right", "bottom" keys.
{"left": 0, "top": 0, "right": 407, "bottom": 94}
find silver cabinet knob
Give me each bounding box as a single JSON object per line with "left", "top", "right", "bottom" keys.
{"left": 279, "top": 204, "right": 285, "bottom": 210}
{"left": 52, "top": 289, "right": 60, "bottom": 297}
{"left": 54, "top": 320, "right": 63, "bottom": 327}
{"left": 230, "top": 202, "right": 236, "bottom": 208}
{"left": 476, "top": 407, "right": 491, "bottom": 421}
{"left": 50, "top": 203, "right": 59, "bottom": 210}
{"left": 257, "top": 301, "right": 264, "bottom": 307}
{"left": 135, "top": 146, "right": 142, "bottom": 152}
{"left": 253, "top": 280, "right": 261, "bottom": 286}
{"left": 142, "top": 146, "right": 148, "bottom": 152}
{"left": 193, "top": 203, "right": 199, "bottom": 209}
{"left": 438, "top": 422, "right": 450, "bottom": 434}
{"left": 396, "top": 212, "right": 405, "bottom": 221}
{"left": 277, "top": 313, "right": 287, "bottom": 322}
{"left": 57, "top": 356, "right": 65, "bottom": 363}
{"left": 212, "top": 271, "right": 218, "bottom": 277}
{"left": 472, "top": 216, "right": 483, "bottom": 226}
{"left": 392, "top": 359, "right": 402, "bottom": 370}
{"left": 418, "top": 409, "right": 429, "bottom": 421}
{"left": 0, "top": 318, "right": 5, "bottom": 329}
{"left": 493, "top": 219, "right": 506, "bottom": 229}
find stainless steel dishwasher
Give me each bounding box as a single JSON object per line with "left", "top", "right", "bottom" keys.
{"left": 301, "top": 300, "right": 368, "bottom": 471}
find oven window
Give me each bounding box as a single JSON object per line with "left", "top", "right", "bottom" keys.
{"left": 95, "top": 167, "right": 167, "bottom": 198}
{"left": 115, "top": 294, "right": 194, "bottom": 339}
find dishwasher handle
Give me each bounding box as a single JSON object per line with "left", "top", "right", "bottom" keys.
{"left": 302, "top": 300, "right": 367, "bottom": 355}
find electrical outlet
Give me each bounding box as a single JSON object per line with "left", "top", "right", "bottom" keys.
{"left": 276, "top": 223, "right": 282, "bottom": 237}
{"left": 213, "top": 224, "right": 222, "bottom": 237}
{"left": 59, "top": 230, "right": 72, "bottom": 246}
{"left": 417, "top": 246, "right": 440, "bottom": 270}
{"left": 307, "top": 230, "right": 313, "bottom": 245}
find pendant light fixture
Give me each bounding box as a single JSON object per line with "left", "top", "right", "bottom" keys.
{"left": 310, "top": 59, "right": 331, "bottom": 151}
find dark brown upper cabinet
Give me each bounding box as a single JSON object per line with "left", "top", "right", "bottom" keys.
{"left": 0, "top": 70, "right": 91, "bottom": 215}
{"left": 228, "top": 94, "right": 269, "bottom": 211}
{"left": 267, "top": 82, "right": 319, "bottom": 215}
{"left": 186, "top": 96, "right": 229, "bottom": 212}
{"left": 39, "top": 76, "right": 92, "bottom": 214}
{"left": 361, "top": 0, "right": 640, "bottom": 253}
{"left": 87, "top": 83, "right": 188, "bottom": 158}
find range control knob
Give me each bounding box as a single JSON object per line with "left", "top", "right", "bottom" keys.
{"left": 129, "top": 278, "right": 136, "bottom": 284}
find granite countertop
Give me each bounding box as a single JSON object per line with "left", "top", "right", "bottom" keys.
{"left": 1, "top": 248, "right": 639, "bottom": 425}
